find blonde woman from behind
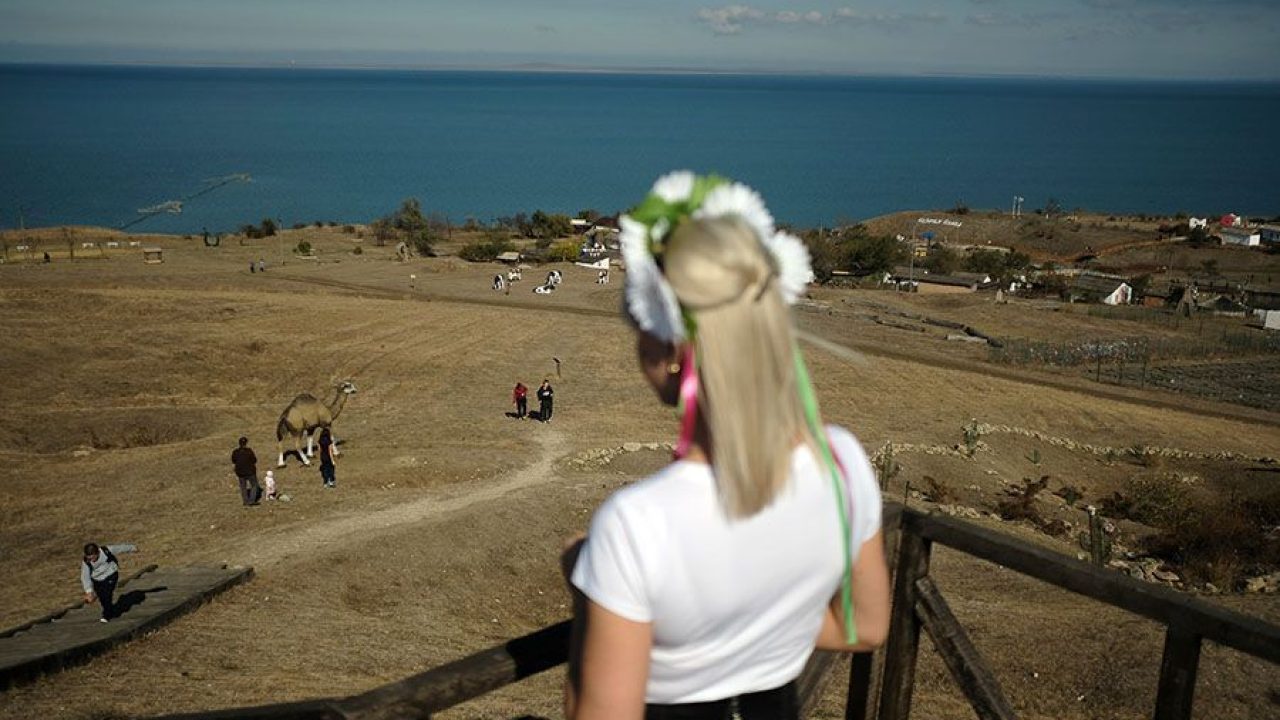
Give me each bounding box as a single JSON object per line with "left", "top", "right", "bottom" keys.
{"left": 564, "top": 173, "right": 891, "bottom": 720}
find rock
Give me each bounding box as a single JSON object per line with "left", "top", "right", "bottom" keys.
{"left": 72, "top": 448, "right": 93, "bottom": 457}
{"left": 937, "top": 504, "right": 981, "bottom": 520}
{"left": 622, "top": 442, "right": 642, "bottom": 452}
{"left": 279, "top": 494, "right": 292, "bottom": 502}
{"left": 1203, "top": 583, "right": 1219, "bottom": 594}
{"left": 643, "top": 442, "right": 660, "bottom": 451}
{"left": 1151, "top": 569, "right": 1180, "bottom": 583}
{"left": 1244, "top": 572, "right": 1280, "bottom": 594}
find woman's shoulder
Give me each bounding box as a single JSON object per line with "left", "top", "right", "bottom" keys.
{"left": 824, "top": 424, "right": 870, "bottom": 462}
{"left": 599, "top": 461, "right": 711, "bottom": 515}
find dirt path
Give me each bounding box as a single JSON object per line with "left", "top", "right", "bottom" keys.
{"left": 239, "top": 428, "right": 569, "bottom": 570}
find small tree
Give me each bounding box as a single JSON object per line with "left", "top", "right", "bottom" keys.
{"left": 1044, "top": 198, "right": 1064, "bottom": 219}
{"left": 1186, "top": 226, "right": 1211, "bottom": 247}
{"left": 370, "top": 218, "right": 395, "bottom": 247}
{"left": 260, "top": 218, "right": 278, "bottom": 237}
{"left": 922, "top": 245, "right": 960, "bottom": 275}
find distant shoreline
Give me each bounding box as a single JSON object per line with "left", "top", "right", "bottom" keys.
{"left": 4, "top": 60, "right": 1279, "bottom": 85}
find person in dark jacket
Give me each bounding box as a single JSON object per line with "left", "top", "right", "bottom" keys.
{"left": 318, "top": 427, "right": 337, "bottom": 488}
{"left": 230, "top": 437, "right": 262, "bottom": 506}
{"left": 537, "top": 379, "right": 554, "bottom": 423}
{"left": 81, "top": 542, "right": 137, "bottom": 622}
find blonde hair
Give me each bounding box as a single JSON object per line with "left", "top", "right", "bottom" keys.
{"left": 664, "top": 216, "right": 812, "bottom": 518}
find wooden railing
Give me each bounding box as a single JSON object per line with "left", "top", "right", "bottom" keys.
{"left": 156, "top": 504, "right": 1280, "bottom": 719}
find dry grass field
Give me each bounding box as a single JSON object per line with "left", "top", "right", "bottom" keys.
{"left": 0, "top": 227, "right": 1277, "bottom": 720}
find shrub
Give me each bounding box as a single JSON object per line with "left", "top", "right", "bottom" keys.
{"left": 295, "top": 240, "right": 312, "bottom": 256}
{"left": 997, "top": 476, "right": 1050, "bottom": 523}
{"left": 292, "top": 223, "right": 307, "bottom": 230}
{"left": 920, "top": 476, "right": 953, "bottom": 504}
{"left": 352, "top": 246, "right": 363, "bottom": 256}
{"left": 873, "top": 443, "right": 900, "bottom": 490}
{"left": 961, "top": 419, "right": 982, "bottom": 457}
{"left": 1143, "top": 493, "right": 1280, "bottom": 589}
{"left": 342, "top": 224, "right": 356, "bottom": 234}
{"left": 545, "top": 240, "right": 580, "bottom": 263}
{"left": 411, "top": 229, "right": 437, "bottom": 257}
{"left": 457, "top": 239, "right": 514, "bottom": 263}
{"left": 1054, "top": 485, "right": 1084, "bottom": 506}
{"left": 1097, "top": 474, "right": 1192, "bottom": 528}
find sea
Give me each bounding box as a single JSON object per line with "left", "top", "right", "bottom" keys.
{"left": 1, "top": 64, "right": 1277, "bottom": 233}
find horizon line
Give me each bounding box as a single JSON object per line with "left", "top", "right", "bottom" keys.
{"left": 3, "top": 58, "right": 1278, "bottom": 85}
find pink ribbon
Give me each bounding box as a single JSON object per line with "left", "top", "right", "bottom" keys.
{"left": 673, "top": 346, "right": 699, "bottom": 460}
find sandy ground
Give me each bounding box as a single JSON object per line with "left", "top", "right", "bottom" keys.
{"left": 0, "top": 229, "right": 1277, "bottom": 719}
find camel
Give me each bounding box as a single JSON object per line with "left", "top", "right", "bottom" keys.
{"left": 276, "top": 381, "right": 357, "bottom": 467}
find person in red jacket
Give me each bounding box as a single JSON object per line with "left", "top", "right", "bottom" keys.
{"left": 512, "top": 383, "right": 528, "bottom": 420}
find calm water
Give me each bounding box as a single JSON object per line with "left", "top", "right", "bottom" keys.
{"left": 1, "top": 64, "right": 1277, "bottom": 232}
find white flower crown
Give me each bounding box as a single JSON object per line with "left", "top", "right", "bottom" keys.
{"left": 620, "top": 171, "right": 814, "bottom": 343}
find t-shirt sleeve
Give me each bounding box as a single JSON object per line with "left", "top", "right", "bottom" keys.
{"left": 829, "top": 426, "right": 883, "bottom": 549}
{"left": 570, "top": 494, "right": 653, "bottom": 623}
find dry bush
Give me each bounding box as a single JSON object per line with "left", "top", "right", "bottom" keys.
{"left": 1054, "top": 484, "right": 1084, "bottom": 506}
{"left": 1128, "top": 444, "right": 1165, "bottom": 469}
{"left": 997, "top": 475, "right": 1050, "bottom": 523}
{"left": 245, "top": 339, "right": 267, "bottom": 354}
{"left": 1143, "top": 492, "right": 1280, "bottom": 589}
{"left": 1097, "top": 474, "right": 1192, "bottom": 528}
{"left": 920, "top": 475, "right": 952, "bottom": 504}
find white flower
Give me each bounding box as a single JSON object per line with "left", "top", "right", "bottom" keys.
{"left": 763, "top": 231, "right": 815, "bottom": 304}
{"left": 621, "top": 214, "right": 686, "bottom": 342}
{"left": 650, "top": 170, "right": 697, "bottom": 203}
{"left": 694, "top": 182, "right": 774, "bottom": 244}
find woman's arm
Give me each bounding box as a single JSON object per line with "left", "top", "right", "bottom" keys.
{"left": 566, "top": 598, "right": 652, "bottom": 720}
{"left": 815, "top": 530, "right": 891, "bottom": 652}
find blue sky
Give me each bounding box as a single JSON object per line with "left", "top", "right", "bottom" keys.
{"left": 2, "top": 0, "right": 1278, "bottom": 79}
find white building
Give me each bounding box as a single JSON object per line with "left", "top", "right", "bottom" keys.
{"left": 1188, "top": 217, "right": 1208, "bottom": 230}
{"left": 1259, "top": 225, "right": 1280, "bottom": 245}
{"left": 1219, "top": 227, "right": 1261, "bottom": 247}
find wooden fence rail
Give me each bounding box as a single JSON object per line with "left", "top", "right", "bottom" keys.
{"left": 153, "top": 504, "right": 1280, "bottom": 720}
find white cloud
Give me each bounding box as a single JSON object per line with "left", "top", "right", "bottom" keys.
{"left": 832, "top": 8, "right": 948, "bottom": 28}
{"left": 697, "top": 5, "right": 947, "bottom": 34}
{"left": 696, "top": 5, "right": 766, "bottom": 35}
{"left": 966, "top": 12, "right": 1064, "bottom": 28}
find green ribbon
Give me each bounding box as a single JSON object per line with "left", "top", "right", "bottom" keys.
{"left": 793, "top": 345, "right": 857, "bottom": 645}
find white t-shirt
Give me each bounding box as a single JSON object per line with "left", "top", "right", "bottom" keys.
{"left": 570, "top": 425, "right": 882, "bottom": 704}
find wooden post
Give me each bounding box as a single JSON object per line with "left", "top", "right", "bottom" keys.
{"left": 914, "top": 578, "right": 1017, "bottom": 720}
{"left": 847, "top": 506, "right": 903, "bottom": 720}
{"left": 1154, "top": 625, "right": 1201, "bottom": 720}
{"left": 1088, "top": 507, "right": 1106, "bottom": 567}
{"left": 844, "top": 653, "right": 874, "bottom": 720}
{"left": 1095, "top": 355, "right": 1102, "bottom": 383}
{"left": 876, "top": 522, "right": 932, "bottom": 720}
